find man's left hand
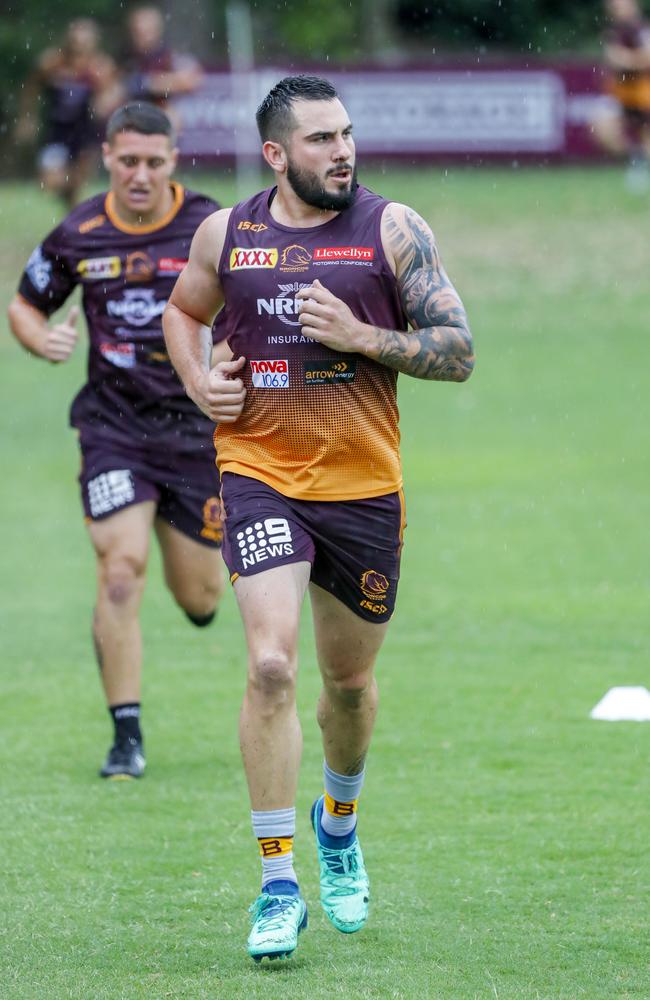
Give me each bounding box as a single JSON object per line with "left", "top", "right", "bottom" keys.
{"left": 297, "top": 280, "right": 368, "bottom": 353}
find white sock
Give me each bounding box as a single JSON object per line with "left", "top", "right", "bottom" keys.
{"left": 251, "top": 807, "right": 297, "bottom": 887}
{"left": 320, "top": 761, "right": 365, "bottom": 838}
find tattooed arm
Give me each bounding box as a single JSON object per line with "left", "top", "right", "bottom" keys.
{"left": 376, "top": 202, "right": 473, "bottom": 381}
{"left": 296, "top": 202, "right": 473, "bottom": 381}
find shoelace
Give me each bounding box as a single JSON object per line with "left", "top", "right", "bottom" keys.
{"left": 249, "top": 894, "right": 301, "bottom": 933}
{"left": 319, "top": 843, "right": 366, "bottom": 897}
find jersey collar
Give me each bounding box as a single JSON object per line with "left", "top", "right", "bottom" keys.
{"left": 104, "top": 181, "right": 185, "bottom": 235}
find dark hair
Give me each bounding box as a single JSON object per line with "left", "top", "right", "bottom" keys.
{"left": 106, "top": 102, "right": 175, "bottom": 144}
{"left": 256, "top": 75, "right": 338, "bottom": 143}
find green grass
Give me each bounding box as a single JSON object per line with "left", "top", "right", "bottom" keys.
{"left": 1, "top": 166, "right": 649, "bottom": 999}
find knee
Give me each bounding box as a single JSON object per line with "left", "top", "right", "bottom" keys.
{"left": 170, "top": 566, "right": 224, "bottom": 618}
{"left": 248, "top": 651, "right": 296, "bottom": 705}
{"left": 98, "top": 554, "right": 146, "bottom": 608}
{"left": 325, "top": 671, "right": 376, "bottom": 711}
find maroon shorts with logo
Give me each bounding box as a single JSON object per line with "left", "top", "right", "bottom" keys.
{"left": 78, "top": 433, "right": 223, "bottom": 548}
{"left": 220, "top": 472, "right": 406, "bottom": 623}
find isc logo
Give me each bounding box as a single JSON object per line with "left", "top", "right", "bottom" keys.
{"left": 237, "top": 220, "right": 268, "bottom": 232}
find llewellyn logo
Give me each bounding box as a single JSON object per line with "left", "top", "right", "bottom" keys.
{"left": 314, "top": 246, "right": 374, "bottom": 261}
{"left": 230, "top": 248, "right": 278, "bottom": 270}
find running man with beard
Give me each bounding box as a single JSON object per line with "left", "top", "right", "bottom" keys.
{"left": 163, "top": 75, "right": 474, "bottom": 962}
{"left": 9, "top": 103, "right": 226, "bottom": 780}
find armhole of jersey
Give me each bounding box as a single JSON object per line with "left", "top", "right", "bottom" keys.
{"left": 15, "top": 290, "right": 50, "bottom": 316}
{"left": 216, "top": 208, "right": 236, "bottom": 279}
{"left": 375, "top": 201, "right": 395, "bottom": 278}
{"left": 375, "top": 201, "right": 409, "bottom": 332}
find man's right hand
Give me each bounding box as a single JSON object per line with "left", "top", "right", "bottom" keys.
{"left": 44, "top": 305, "right": 80, "bottom": 363}
{"left": 189, "top": 355, "right": 247, "bottom": 423}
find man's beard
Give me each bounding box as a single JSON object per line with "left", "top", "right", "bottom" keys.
{"left": 286, "top": 159, "right": 358, "bottom": 211}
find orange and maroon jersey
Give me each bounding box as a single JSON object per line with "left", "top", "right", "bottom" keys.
{"left": 216, "top": 185, "right": 407, "bottom": 501}
{"left": 605, "top": 19, "right": 650, "bottom": 111}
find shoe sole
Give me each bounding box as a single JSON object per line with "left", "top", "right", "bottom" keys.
{"left": 249, "top": 908, "right": 308, "bottom": 962}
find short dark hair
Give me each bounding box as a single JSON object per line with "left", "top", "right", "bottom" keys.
{"left": 256, "top": 75, "right": 338, "bottom": 143}
{"left": 106, "top": 102, "right": 175, "bottom": 144}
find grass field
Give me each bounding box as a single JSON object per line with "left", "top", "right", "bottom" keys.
{"left": 1, "top": 165, "right": 649, "bottom": 999}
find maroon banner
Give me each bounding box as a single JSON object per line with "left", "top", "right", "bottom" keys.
{"left": 174, "top": 63, "right": 613, "bottom": 163}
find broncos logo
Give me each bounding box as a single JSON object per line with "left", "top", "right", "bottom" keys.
{"left": 200, "top": 496, "right": 223, "bottom": 543}
{"left": 280, "top": 244, "right": 312, "bottom": 271}
{"left": 360, "top": 570, "right": 389, "bottom": 600}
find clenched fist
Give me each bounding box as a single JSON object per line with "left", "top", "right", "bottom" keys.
{"left": 44, "top": 305, "right": 80, "bottom": 363}
{"left": 188, "top": 355, "right": 247, "bottom": 423}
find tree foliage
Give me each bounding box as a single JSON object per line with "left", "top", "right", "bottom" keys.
{"left": 1, "top": 0, "right": 616, "bottom": 153}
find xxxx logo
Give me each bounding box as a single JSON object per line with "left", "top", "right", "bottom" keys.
{"left": 230, "top": 247, "right": 278, "bottom": 270}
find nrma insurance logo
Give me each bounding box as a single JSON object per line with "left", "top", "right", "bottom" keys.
{"left": 107, "top": 289, "right": 166, "bottom": 327}
{"left": 257, "top": 282, "right": 310, "bottom": 327}
{"left": 237, "top": 517, "right": 293, "bottom": 569}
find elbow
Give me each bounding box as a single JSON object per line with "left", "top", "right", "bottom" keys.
{"left": 456, "top": 352, "right": 475, "bottom": 382}
{"left": 7, "top": 298, "right": 24, "bottom": 340}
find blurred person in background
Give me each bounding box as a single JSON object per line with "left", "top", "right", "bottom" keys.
{"left": 593, "top": 0, "right": 650, "bottom": 190}
{"left": 15, "top": 18, "right": 121, "bottom": 209}
{"left": 8, "top": 103, "right": 227, "bottom": 781}
{"left": 121, "top": 4, "right": 203, "bottom": 130}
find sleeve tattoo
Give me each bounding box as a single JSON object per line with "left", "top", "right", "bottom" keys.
{"left": 374, "top": 205, "right": 474, "bottom": 381}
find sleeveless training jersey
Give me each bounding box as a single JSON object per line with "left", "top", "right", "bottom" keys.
{"left": 606, "top": 19, "right": 650, "bottom": 112}
{"left": 217, "top": 185, "right": 407, "bottom": 501}
{"left": 18, "top": 183, "right": 221, "bottom": 454}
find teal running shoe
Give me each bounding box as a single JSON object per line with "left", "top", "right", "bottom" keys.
{"left": 311, "top": 796, "right": 370, "bottom": 933}
{"left": 247, "top": 888, "right": 308, "bottom": 962}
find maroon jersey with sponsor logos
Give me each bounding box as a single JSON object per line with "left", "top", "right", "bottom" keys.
{"left": 217, "top": 185, "right": 408, "bottom": 501}
{"left": 18, "top": 182, "right": 220, "bottom": 451}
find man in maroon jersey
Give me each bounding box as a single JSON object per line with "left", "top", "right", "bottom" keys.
{"left": 592, "top": 0, "right": 650, "bottom": 189}
{"left": 8, "top": 102, "right": 226, "bottom": 781}
{"left": 122, "top": 5, "right": 202, "bottom": 126}
{"left": 14, "top": 18, "right": 121, "bottom": 209}
{"left": 163, "top": 76, "right": 474, "bottom": 962}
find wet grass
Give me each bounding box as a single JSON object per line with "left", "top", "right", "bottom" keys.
{"left": 1, "top": 165, "right": 649, "bottom": 998}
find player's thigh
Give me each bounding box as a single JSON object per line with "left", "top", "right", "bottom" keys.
{"left": 639, "top": 121, "right": 650, "bottom": 155}
{"left": 220, "top": 471, "right": 316, "bottom": 660}
{"left": 87, "top": 500, "right": 156, "bottom": 571}
{"left": 154, "top": 517, "right": 224, "bottom": 604}
{"left": 309, "top": 583, "right": 389, "bottom": 685}
{"left": 592, "top": 109, "right": 628, "bottom": 151}
{"left": 234, "top": 562, "right": 311, "bottom": 665}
